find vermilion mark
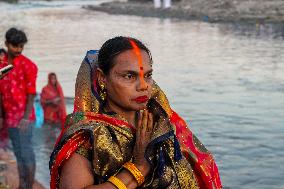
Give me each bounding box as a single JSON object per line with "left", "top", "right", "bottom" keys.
{"left": 129, "top": 39, "right": 146, "bottom": 88}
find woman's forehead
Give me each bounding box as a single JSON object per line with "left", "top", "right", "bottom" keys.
{"left": 112, "top": 50, "right": 151, "bottom": 71}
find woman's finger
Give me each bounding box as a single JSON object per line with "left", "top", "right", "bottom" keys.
{"left": 136, "top": 110, "right": 143, "bottom": 138}
{"left": 147, "top": 113, "right": 153, "bottom": 134}
{"left": 141, "top": 110, "right": 148, "bottom": 136}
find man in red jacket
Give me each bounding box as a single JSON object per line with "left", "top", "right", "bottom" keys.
{"left": 0, "top": 28, "right": 38, "bottom": 189}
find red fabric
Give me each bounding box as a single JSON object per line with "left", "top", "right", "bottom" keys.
{"left": 40, "top": 73, "right": 66, "bottom": 126}
{"left": 170, "top": 110, "right": 222, "bottom": 189}
{"left": 51, "top": 133, "right": 86, "bottom": 189}
{"left": 0, "top": 54, "right": 37, "bottom": 128}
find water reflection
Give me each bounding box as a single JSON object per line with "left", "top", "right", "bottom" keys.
{"left": 218, "top": 22, "right": 284, "bottom": 39}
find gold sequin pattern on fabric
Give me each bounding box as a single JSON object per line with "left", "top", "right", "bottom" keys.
{"left": 192, "top": 134, "right": 209, "bottom": 153}
{"left": 76, "top": 139, "right": 92, "bottom": 160}
{"left": 61, "top": 116, "right": 134, "bottom": 183}
{"left": 143, "top": 139, "right": 199, "bottom": 189}
{"left": 151, "top": 81, "right": 173, "bottom": 117}
{"left": 92, "top": 122, "right": 135, "bottom": 181}
{"left": 74, "top": 58, "right": 99, "bottom": 113}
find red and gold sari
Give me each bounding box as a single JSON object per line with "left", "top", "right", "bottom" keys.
{"left": 49, "top": 50, "right": 222, "bottom": 189}
{"left": 40, "top": 73, "right": 66, "bottom": 125}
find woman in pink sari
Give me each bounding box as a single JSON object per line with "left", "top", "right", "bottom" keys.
{"left": 40, "top": 73, "right": 66, "bottom": 126}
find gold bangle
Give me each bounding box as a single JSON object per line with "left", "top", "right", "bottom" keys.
{"left": 122, "top": 162, "right": 145, "bottom": 186}
{"left": 107, "top": 176, "right": 128, "bottom": 189}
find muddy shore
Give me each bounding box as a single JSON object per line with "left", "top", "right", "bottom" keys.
{"left": 84, "top": 0, "right": 284, "bottom": 23}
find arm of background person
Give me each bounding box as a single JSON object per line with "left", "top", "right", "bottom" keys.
{"left": 23, "top": 61, "right": 38, "bottom": 119}
{"left": 23, "top": 94, "right": 36, "bottom": 119}
{"left": 0, "top": 94, "right": 3, "bottom": 117}
{"left": 0, "top": 94, "right": 3, "bottom": 129}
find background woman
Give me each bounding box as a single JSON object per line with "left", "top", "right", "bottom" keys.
{"left": 40, "top": 73, "right": 66, "bottom": 126}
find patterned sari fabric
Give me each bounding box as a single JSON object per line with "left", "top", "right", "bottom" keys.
{"left": 49, "top": 51, "right": 222, "bottom": 189}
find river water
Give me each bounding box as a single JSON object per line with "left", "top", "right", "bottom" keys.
{"left": 0, "top": 1, "right": 284, "bottom": 188}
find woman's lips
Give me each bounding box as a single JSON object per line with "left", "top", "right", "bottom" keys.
{"left": 132, "top": 95, "right": 149, "bottom": 103}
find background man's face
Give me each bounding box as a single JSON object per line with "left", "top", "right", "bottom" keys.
{"left": 5, "top": 42, "right": 25, "bottom": 57}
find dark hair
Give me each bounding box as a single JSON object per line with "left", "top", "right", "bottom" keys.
{"left": 48, "top": 72, "right": 57, "bottom": 80}
{"left": 98, "top": 36, "right": 152, "bottom": 75}
{"left": 49, "top": 72, "right": 56, "bottom": 77}
{"left": 0, "top": 48, "right": 6, "bottom": 55}
{"left": 5, "top": 28, "right": 28, "bottom": 46}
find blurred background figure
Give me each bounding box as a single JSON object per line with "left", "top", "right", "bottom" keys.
{"left": 0, "top": 48, "right": 8, "bottom": 80}
{"left": 154, "top": 0, "right": 171, "bottom": 9}
{"left": 0, "top": 27, "right": 38, "bottom": 189}
{"left": 0, "top": 48, "right": 6, "bottom": 64}
{"left": 40, "top": 73, "right": 66, "bottom": 127}
{"left": 0, "top": 48, "right": 8, "bottom": 149}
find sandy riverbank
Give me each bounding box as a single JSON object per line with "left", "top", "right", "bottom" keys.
{"left": 0, "top": 150, "right": 45, "bottom": 189}
{"left": 84, "top": 0, "right": 284, "bottom": 23}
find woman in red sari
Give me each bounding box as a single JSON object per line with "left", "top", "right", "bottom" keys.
{"left": 40, "top": 73, "right": 66, "bottom": 126}
{"left": 49, "top": 37, "right": 222, "bottom": 189}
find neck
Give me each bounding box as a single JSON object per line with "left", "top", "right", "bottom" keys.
{"left": 105, "top": 100, "right": 137, "bottom": 127}
{"left": 7, "top": 53, "right": 16, "bottom": 64}
{"left": 50, "top": 83, "right": 57, "bottom": 88}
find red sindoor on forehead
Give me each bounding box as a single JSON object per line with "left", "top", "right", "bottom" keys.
{"left": 128, "top": 39, "right": 146, "bottom": 88}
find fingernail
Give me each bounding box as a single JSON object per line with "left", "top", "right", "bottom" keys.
{"left": 139, "top": 110, "right": 143, "bottom": 118}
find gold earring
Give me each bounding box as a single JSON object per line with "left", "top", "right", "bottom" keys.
{"left": 99, "top": 83, "right": 107, "bottom": 101}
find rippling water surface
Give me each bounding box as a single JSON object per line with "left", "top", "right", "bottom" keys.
{"left": 1, "top": 1, "right": 284, "bottom": 188}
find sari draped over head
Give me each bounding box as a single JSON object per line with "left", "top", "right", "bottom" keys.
{"left": 49, "top": 50, "right": 222, "bottom": 189}
{"left": 40, "top": 73, "right": 67, "bottom": 125}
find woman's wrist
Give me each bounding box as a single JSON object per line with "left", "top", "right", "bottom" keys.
{"left": 115, "top": 169, "right": 138, "bottom": 189}
{"left": 21, "top": 117, "right": 30, "bottom": 122}
{"left": 23, "top": 112, "right": 31, "bottom": 120}
{"left": 133, "top": 163, "right": 150, "bottom": 178}
{"left": 122, "top": 162, "right": 146, "bottom": 186}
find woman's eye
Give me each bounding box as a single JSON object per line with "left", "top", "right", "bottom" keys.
{"left": 145, "top": 73, "right": 152, "bottom": 79}
{"left": 123, "top": 74, "right": 135, "bottom": 80}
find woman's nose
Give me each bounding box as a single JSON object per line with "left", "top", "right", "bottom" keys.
{"left": 137, "top": 77, "right": 148, "bottom": 91}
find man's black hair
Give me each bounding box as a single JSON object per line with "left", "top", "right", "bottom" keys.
{"left": 5, "top": 28, "right": 28, "bottom": 46}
